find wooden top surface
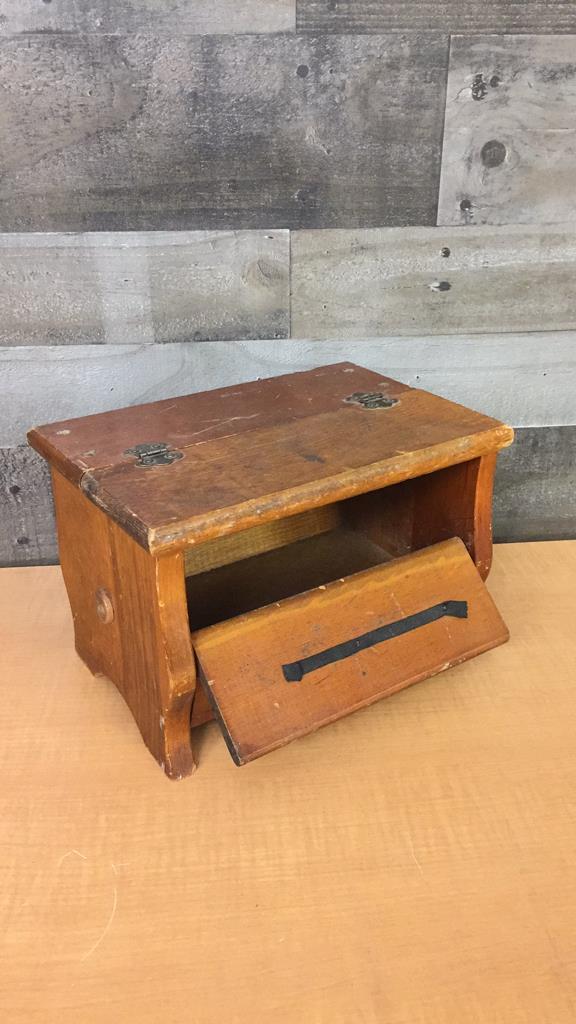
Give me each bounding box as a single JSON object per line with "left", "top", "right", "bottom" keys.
{"left": 28, "top": 362, "right": 513, "bottom": 554}
{"left": 2, "top": 541, "right": 576, "bottom": 1024}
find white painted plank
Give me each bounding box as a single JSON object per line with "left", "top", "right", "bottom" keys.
{"left": 0, "top": 0, "right": 295, "bottom": 35}
{"left": 1, "top": 334, "right": 574, "bottom": 446}
{"left": 291, "top": 225, "right": 576, "bottom": 336}
{"left": 438, "top": 35, "right": 576, "bottom": 226}
{"left": 0, "top": 231, "right": 289, "bottom": 345}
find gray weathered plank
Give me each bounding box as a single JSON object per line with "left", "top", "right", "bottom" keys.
{"left": 0, "top": 447, "right": 57, "bottom": 566}
{"left": 291, "top": 225, "right": 576, "bottom": 337}
{"left": 438, "top": 35, "right": 576, "bottom": 226}
{"left": 3, "top": 425, "right": 574, "bottom": 566}
{"left": 0, "top": 231, "right": 289, "bottom": 346}
{"left": 0, "top": 0, "right": 295, "bottom": 35}
{"left": 297, "top": 1, "right": 576, "bottom": 34}
{"left": 494, "top": 427, "right": 576, "bottom": 542}
{"left": 2, "top": 335, "right": 574, "bottom": 447}
{"left": 0, "top": 33, "right": 448, "bottom": 231}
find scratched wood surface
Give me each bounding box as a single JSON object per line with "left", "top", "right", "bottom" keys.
{"left": 291, "top": 224, "right": 576, "bottom": 336}
{"left": 0, "top": 32, "right": 448, "bottom": 232}
{"left": 297, "top": 1, "right": 576, "bottom": 33}
{"left": 438, "top": 35, "right": 576, "bottom": 226}
{"left": 0, "top": 0, "right": 295, "bottom": 34}
{"left": 0, "top": 232, "right": 289, "bottom": 346}
{"left": 2, "top": 542, "right": 576, "bottom": 1022}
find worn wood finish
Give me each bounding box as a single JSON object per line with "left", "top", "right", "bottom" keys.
{"left": 0, "top": 231, "right": 289, "bottom": 346}
{"left": 28, "top": 365, "right": 512, "bottom": 554}
{"left": 193, "top": 538, "right": 509, "bottom": 765}
{"left": 297, "top": 1, "right": 576, "bottom": 33}
{"left": 0, "top": 33, "right": 448, "bottom": 231}
{"left": 0, "top": 446, "right": 57, "bottom": 566}
{"left": 1, "top": 543, "right": 576, "bottom": 1022}
{"left": 494, "top": 426, "right": 576, "bottom": 542}
{"left": 6, "top": 426, "right": 570, "bottom": 567}
{"left": 292, "top": 225, "right": 576, "bottom": 336}
{"left": 3, "top": 335, "right": 572, "bottom": 447}
{"left": 51, "top": 470, "right": 197, "bottom": 778}
{"left": 0, "top": 0, "right": 295, "bottom": 34}
{"left": 438, "top": 35, "right": 576, "bottom": 226}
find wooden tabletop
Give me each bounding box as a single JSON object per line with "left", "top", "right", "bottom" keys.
{"left": 2, "top": 541, "right": 576, "bottom": 1024}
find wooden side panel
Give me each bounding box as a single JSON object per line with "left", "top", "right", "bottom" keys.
{"left": 291, "top": 225, "right": 576, "bottom": 337}
{"left": 438, "top": 36, "right": 576, "bottom": 226}
{"left": 0, "top": 0, "right": 295, "bottom": 34}
{"left": 297, "top": 1, "right": 576, "bottom": 33}
{"left": 51, "top": 470, "right": 197, "bottom": 778}
{"left": 193, "top": 538, "right": 509, "bottom": 765}
{"left": 0, "top": 231, "right": 289, "bottom": 346}
{"left": 0, "top": 33, "right": 448, "bottom": 231}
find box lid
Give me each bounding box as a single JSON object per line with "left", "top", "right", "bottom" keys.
{"left": 28, "top": 363, "right": 513, "bottom": 555}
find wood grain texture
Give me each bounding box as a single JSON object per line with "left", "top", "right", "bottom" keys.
{"left": 292, "top": 224, "right": 576, "bottom": 336}
{"left": 0, "top": 231, "right": 289, "bottom": 345}
{"left": 29, "top": 367, "right": 511, "bottom": 555}
{"left": 0, "top": 446, "right": 57, "bottom": 566}
{"left": 193, "top": 538, "right": 508, "bottom": 765}
{"left": 0, "top": 0, "right": 295, "bottom": 34}
{"left": 297, "top": 1, "right": 576, "bottom": 33}
{"left": 2, "top": 542, "right": 576, "bottom": 1021}
{"left": 0, "top": 32, "right": 448, "bottom": 231}
{"left": 6, "top": 426, "right": 572, "bottom": 566}
{"left": 52, "top": 470, "right": 198, "bottom": 778}
{"left": 494, "top": 426, "right": 576, "bottom": 541}
{"left": 438, "top": 35, "right": 576, "bottom": 226}
{"left": 1, "top": 335, "right": 573, "bottom": 447}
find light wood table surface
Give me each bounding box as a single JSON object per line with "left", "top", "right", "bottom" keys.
{"left": 1, "top": 542, "right": 576, "bottom": 1024}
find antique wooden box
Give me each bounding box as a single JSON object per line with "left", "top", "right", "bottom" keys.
{"left": 28, "top": 363, "right": 514, "bottom": 779}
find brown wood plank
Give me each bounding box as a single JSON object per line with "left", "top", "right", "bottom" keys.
{"left": 0, "top": 33, "right": 448, "bottom": 231}
{"left": 297, "top": 1, "right": 576, "bottom": 33}
{"left": 193, "top": 538, "right": 509, "bottom": 765}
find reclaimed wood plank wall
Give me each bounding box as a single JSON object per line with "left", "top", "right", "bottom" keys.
{"left": 1, "top": 1, "right": 575, "bottom": 564}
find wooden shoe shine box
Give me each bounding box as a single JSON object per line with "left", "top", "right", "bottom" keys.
{"left": 28, "top": 363, "right": 514, "bottom": 779}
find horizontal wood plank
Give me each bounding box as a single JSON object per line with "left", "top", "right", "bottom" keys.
{"left": 494, "top": 426, "right": 576, "bottom": 542}
{"left": 3, "top": 426, "right": 574, "bottom": 564}
{"left": 297, "top": 1, "right": 576, "bottom": 34}
{"left": 0, "top": 33, "right": 448, "bottom": 231}
{"left": 0, "top": 231, "right": 289, "bottom": 345}
{"left": 438, "top": 35, "right": 576, "bottom": 226}
{"left": 0, "top": 0, "right": 295, "bottom": 34}
{"left": 2, "top": 335, "right": 573, "bottom": 447}
{"left": 0, "top": 447, "right": 57, "bottom": 566}
{"left": 291, "top": 225, "right": 576, "bottom": 336}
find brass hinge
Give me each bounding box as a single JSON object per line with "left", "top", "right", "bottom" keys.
{"left": 124, "top": 442, "right": 184, "bottom": 468}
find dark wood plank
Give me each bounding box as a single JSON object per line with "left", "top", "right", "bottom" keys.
{"left": 0, "top": 447, "right": 57, "bottom": 566}
{"left": 0, "top": 0, "right": 294, "bottom": 34}
{"left": 0, "top": 231, "right": 289, "bottom": 345}
{"left": 438, "top": 36, "right": 576, "bottom": 226}
{"left": 297, "top": 1, "right": 576, "bottom": 33}
{"left": 0, "top": 33, "right": 448, "bottom": 231}
{"left": 494, "top": 427, "right": 576, "bottom": 542}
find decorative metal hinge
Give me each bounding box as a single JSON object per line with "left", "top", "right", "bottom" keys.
{"left": 344, "top": 391, "right": 399, "bottom": 410}
{"left": 124, "top": 442, "right": 184, "bottom": 468}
